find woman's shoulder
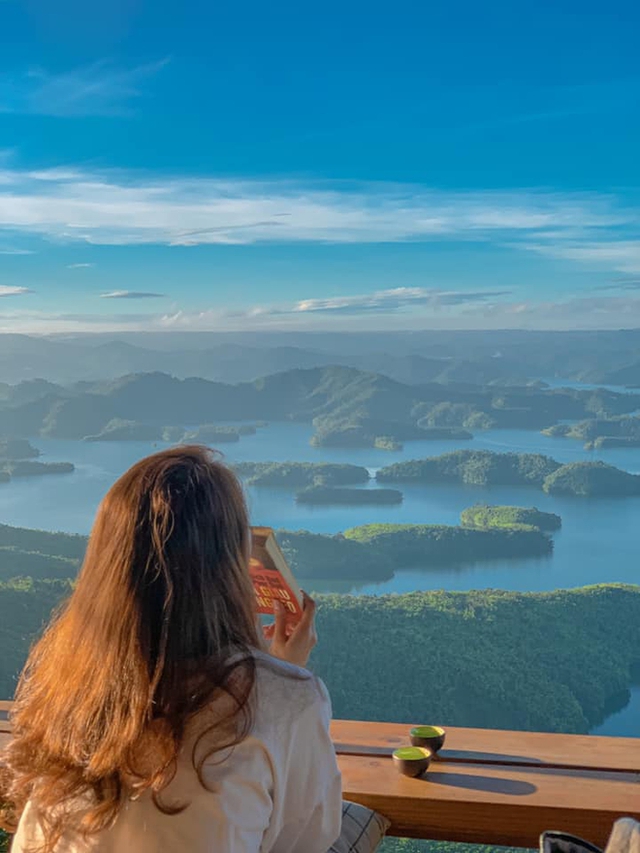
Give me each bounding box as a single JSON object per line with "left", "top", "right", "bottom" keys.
{"left": 251, "top": 650, "right": 331, "bottom": 722}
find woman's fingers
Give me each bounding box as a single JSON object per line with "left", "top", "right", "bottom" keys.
{"left": 272, "top": 600, "right": 290, "bottom": 645}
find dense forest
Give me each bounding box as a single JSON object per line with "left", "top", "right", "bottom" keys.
{"left": 1, "top": 580, "right": 638, "bottom": 735}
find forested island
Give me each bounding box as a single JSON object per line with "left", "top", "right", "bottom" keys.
{"left": 1, "top": 461, "right": 75, "bottom": 478}
{"left": 234, "top": 461, "right": 370, "bottom": 486}
{"left": 295, "top": 486, "right": 403, "bottom": 505}
{"left": 460, "top": 505, "right": 562, "bottom": 532}
{"left": 377, "top": 450, "right": 559, "bottom": 487}
{"left": 0, "top": 514, "right": 555, "bottom": 592}
{"left": 543, "top": 414, "right": 640, "bottom": 449}
{"left": 0, "top": 438, "right": 74, "bottom": 481}
{"left": 310, "top": 415, "right": 473, "bottom": 449}
{"left": 83, "top": 419, "right": 260, "bottom": 443}
{"left": 377, "top": 449, "right": 640, "bottom": 497}
{"left": 342, "top": 522, "right": 552, "bottom": 563}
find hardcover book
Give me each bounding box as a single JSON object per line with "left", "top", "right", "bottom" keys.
{"left": 249, "top": 526, "right": 304, "bottom": 620}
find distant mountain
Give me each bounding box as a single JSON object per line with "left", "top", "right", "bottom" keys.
{"left": 1, "top": 365, "right": 639, "bottom": 441}
{"left": 5, "top": 328, "right": 640, "bottom": 386}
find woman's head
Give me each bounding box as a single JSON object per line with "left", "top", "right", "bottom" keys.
{"left": 2, "top": 446, "right": 260, "bottom": 849}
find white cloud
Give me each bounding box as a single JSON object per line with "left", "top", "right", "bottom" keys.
{"left": 292, "top": 287, "right": 511, "bottom": 315}
{"left": 522, "top": 240, "right": 640, "bottom": 274}
{"left": 0, "top": 164, "right": 635, "bottom": 267}
{"left": 0, "top": 285, "right": 32, "bottom": 296}
{"left": 67, "top": 262, "right": 95, "bottom": 268}
{"left": 6, "top": 285, "right": 640, "bottom": 334}
{"left": 0, "top": 59, "right": 169, "bottom": 117}
{"left": 100, "top": 290, "right": 165, "bottom": 299}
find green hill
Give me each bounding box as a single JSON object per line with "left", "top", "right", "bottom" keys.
{"left": 0, "top": 576, "right": 637, "bottom": 738}
{"left": 312, "top": 585, "right": 640, "bottom": 734}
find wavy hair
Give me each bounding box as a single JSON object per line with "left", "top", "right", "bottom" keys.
{"left": 1, "top": 446, "right": 261, "bottom": 851}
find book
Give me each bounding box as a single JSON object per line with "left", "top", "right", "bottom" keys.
{"left": 249, "top": 526, "right": 304, "bottom": 620}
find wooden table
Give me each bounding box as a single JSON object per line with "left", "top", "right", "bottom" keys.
{"left": 332, "top": 720, "right": 640, "bottom": 847}
{"left": 2, "top": 708, "right": 638, "bottom": 847}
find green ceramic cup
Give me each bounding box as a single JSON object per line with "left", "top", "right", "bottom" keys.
{"left": 409, "top": 725, "right": 446, "bottom": 753}
{"left": 392, "top": 746, "right": 432, "bottom": 777}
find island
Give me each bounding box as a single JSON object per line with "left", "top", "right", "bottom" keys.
{"left": 586, "top": 437, "right": 640, "bottom": 449}
{"left": 376, "top": 449, "right": 561, "bottom": 487}
{"left": 184, "top": 424, "right": 242, "bottom": 443}
{"left": 542, "top": 461, "right": 640, "bottom": 497}
{"left": 376, "top": 449, "right": 640, "bottom": 497}
{"left": 1, "top": 461, "right": 75, "bottom": 478}
{"left": 373, "top": 436, "right": 403, "bottom": 451}
{"left": 461, "top": 505, "right": 562, "bottom": 532}
{"left": 233, "top": 461, "right": 370, "bottom": 487}
{"left": 310, "top": 415, "right": 474, "bottom": 449}
{"left": 83, "top": 419, "right": 165, "bottom": 441}
{"left": 542, "top": 415, "right": 640, "bottom": 450}
{"left": 82, "top": 420, "right": 262, "bottom": 444}
{"left": 343, "top": 522, "right": 553, "bottom": 562}
{"left": 295, "top": 486, "right": 403, "bottom": 505}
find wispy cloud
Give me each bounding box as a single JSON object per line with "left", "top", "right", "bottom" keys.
{"left": 597, "top": 276, "right": 640, "bottom": 292}
{"left": 0, "top": 164, "right": 637, "bottom": 270}
{"left": 290, "top": 287, "right": 511, "bottom": 315}
{"left": 523, "top": 240, "right": 640, "bottom": 274}
{"left": 0, "top": 285, "right": 32, "bottom": 297}
{"left": 0, "top": 59, "right": 169, "bottom": 117}
{"left": 67, "top": 262, "right": 95, "bottom": 269}
{"left": 158, "top": 287, "right": 513, "bottom": 329}
{"left": 0, "top": 247, "right": 35, "bottom": 255}
{"left": 100, "top": 290, "right": 165, "bottom": 299}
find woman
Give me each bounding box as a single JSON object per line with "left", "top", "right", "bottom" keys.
{"left": 1, "top": 446, "right": 342, "bottom": 852}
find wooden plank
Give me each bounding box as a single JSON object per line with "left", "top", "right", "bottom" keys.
{"left": 331, "top": 720, "right": 640, "bottom": 774}
{"left": 338, "top": 753, "right": 640, "bottom": 847}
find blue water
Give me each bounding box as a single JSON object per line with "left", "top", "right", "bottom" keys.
{"left": 591, "top": 686, "right": 640, "bottom": 737}
{"left": 1, "top": 422, "right": 639, "bottom": 735}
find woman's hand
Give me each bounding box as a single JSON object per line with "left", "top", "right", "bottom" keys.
{"left": 263, "top": 592, "right": 317, "bottom": 669}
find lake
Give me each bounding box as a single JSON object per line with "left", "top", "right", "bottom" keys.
{"left": 1, "top": 421, "right": 639, "bottom": 735}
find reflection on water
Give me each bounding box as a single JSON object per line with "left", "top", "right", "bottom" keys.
{"left": 590, "top": 686, "right": 640, "bottom": 737}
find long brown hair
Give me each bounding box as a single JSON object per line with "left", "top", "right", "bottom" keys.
{"left": 1, "top": 446, "right": 261, "bottom": 850}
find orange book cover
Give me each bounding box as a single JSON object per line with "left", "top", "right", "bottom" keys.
{"left": 249, "top": 526, "right": 304, "bottom": 620}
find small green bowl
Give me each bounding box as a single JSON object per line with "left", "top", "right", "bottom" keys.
{"left": 392, "top": 746, "right": 432, "bottom": 778}
{"left": 409, "top": 725, "right": 446, "bottom": 753}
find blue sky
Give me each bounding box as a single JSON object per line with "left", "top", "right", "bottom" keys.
{"left": 0, "top": 0, "right": 639, "bottom": 333}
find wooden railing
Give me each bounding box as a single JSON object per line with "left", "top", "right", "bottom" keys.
{"left": 2, "top": 703, "right": 639, "bottom": 846}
